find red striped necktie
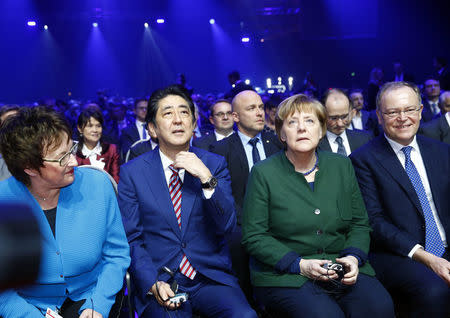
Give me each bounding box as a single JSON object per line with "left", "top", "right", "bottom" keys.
{"left": 168, "top": 164, "right": 197, "bottom": 279}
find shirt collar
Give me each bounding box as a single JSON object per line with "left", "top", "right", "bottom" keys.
{"left": 237, "top": 130, "right": 262, "bottom": 145}
{"left": 384, "top": 134, "right": 419, "bottom": 155}
{"left": 81, "top": 142, "right": 102, "bottom": 157}
{"left": 326, "top": 129, "right": 347, "bottom": 142}
{"left": 159, "top": 149, "right": 185, "bottom": 179}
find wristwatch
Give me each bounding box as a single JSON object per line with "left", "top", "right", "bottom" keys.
{"left": 201, "top": 176, "right": 218, "bottom": 189}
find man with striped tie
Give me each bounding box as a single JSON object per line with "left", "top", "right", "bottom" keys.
{"left": 350, "top": 81, "right": 450, "bottom": 318}
{"left": 118, "top": 85, "right": 256, "bottom": 318}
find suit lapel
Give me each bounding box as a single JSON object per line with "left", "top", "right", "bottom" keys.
{"left": 142, "top": 149, "right": 182, "bottom": 238}
{"left": 440, "top": 116, "right": 450, "bottom": 143}
{"left": 230, "top": 133, "right": 249, "bottom": 175}
{"left": 318, "top": 136, "right": 332, "bottom": 152}
{"left": 261, "top": 131, "right": 281, "bottom": 156}
{"left": 371, "top": 137, "right": 423, "bottom": 214}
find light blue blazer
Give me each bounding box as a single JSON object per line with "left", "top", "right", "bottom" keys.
{"left": 0, "top": 167, "right": 130, "bottom": 317}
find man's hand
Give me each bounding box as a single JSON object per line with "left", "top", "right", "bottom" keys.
{"left": 413, "top": 248, "right": 450, "bottom": 286}
{"left": 151, "top": 281, "right": 181, "bottom": 310}
{"left": 299, "top": 259, "right": 337, "bottom": 281}
{"left": 336, "top": 255, "right": 359, "bottom": 285}
{"left": 173, "top": 151, "right": 212, "bottom": 183}
{"left": 79, "top": 309, "right": 103, "bottom": 318}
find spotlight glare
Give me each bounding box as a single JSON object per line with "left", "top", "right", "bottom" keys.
{"left": 92, "top": 22, "right": 98, "bottom": 27}
{"left": 144, "top": 22, "right": 149, "bottom": 28}
{"left": 209, "top": 19, "right": 215, "bottom": 25}
{"left": 44, "top": 25, "right": 48, "bottom": 30}
{"left": 156, "top": 18, "right": 165, "bottom": 24}
{"left": 266, "top": 78, "right": 272, "bottom": 88}
{"left": 27, "top": 21, "right": 36, "bottom": 26}
{"left": 260, "top": 38, "right": 265, "bottom": 43}
{"left": 241, "top": 37, "right": 250, "bottom": 43}
{"left": 245, "top": 79, "right": 250, "bottom": 85}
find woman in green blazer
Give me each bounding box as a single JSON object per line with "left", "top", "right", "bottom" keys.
{"left": 242, "top": 94, "right": 394, "bottom": 318}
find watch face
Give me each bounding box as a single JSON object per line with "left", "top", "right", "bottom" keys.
{"left": 209, "top": 177, "right": 218, "bottom": 188}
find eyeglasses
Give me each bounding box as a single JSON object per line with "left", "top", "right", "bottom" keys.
{"left": 42, "top": 142, "right": 78, "bottom": 166}
{"left": 213, "top": 111, "right": 232, "bottom": 119}
{"left": 328, "top": 113, "right": 350, "bottom": 122}
{"left": 381, "top": 106, "right": 421, "bottom": 119}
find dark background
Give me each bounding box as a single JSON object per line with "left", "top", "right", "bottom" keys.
{"left": 0, "top": 0, "right": 449, "bottom": 103}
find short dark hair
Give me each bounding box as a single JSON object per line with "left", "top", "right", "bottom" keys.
{"left": 146, "top": 85, "right": 196, "bottom": 125}
{"left": 376, "top": 81, "right": 422, "bottom": 110}
{"left": 228, "top": 70, "right": 240, "bottom": 81}
{"left": 423, "top": 76, "right": 440, "bottom": 85}
{"left": 134, "top": 98, "right": 148, "bottom": 109}
{"left": 77, "top": 107, "right": 104, "bottom": 130}
{"left": 209, "top": 99, "right": 231, "bottom": 116}
{"left": 0, "top": 106, "right": 72, "bottom": 186}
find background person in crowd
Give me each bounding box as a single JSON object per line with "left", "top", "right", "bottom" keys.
{"left": 120, "top": 98, "right": 149, "bottom": 160}
{"left": 434, "top": 56, "right": 450, "bottom": 91}
{"left": 421, "top": 77, "right": 441, "bottom": 120}
{"left": 117, "top": 85, "right": 256, "bottom": 318}
{"left": 224, "top": 70, "right": 254, "bottom": 99}
{"left": 75, "top": 108, "right": 120, "bottom": 183}
{"left": 193, "top": 99, "right": 234, "bottom": 151}
{"left": 367, "top": 67, "right": 384, "bottom": 111}
{"left": 242, "top": 94, "right": 394, "bottom": 318}
{"left": 318, "top": 89, "right": 372, "bottom": 156}
{"left": 263, "top": 94, "right": 283, "bottom": 134}
{"left": 420, "top": 91, "right": 450, "bottom": 144}
{"left": 349, "top": 89, "right": 379, "bottom": 135}
{"left": 392, "top": 61, "right": 414, "bottom": 83}
{"left": 350, "top": 81, "right": 450, "bottom": 318}
{"left": 0, "top": 105, "right": 20, "bottom": 181}
{"left": 0, "top": 106, "right": 130, "bottom": 318}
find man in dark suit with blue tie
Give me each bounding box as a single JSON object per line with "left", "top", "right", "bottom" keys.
{"left": 120, "top": 98, "right": 149, "bottom": 159}
{"left": 118, "top": 85, "right": 256, "bottom": 318}
{"left": 350, "top": 81, "right": 450, "bottom": 318}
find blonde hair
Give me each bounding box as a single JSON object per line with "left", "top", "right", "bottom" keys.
{"left": 275, "top": 94, "right": 327, "bottom": 146}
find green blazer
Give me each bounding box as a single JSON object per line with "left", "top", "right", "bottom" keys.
{"left": 242, "top": 151, "right": 375, "bottom": 288}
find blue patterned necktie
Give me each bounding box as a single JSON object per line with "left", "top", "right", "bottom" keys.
{"left": 142, "top": 123, "right": 147, "bottom": 140}
{"left": 249, "top": 137, "right": 261, "bottom": 165}
{"left": 336, "top": 136, "right": 347, "bottom": 156}
{"left": 401, "top": 146, "right": 445, "bottom": 257}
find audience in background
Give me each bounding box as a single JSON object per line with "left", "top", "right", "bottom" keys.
{"left": 0, "top": 105, "right": 19, "bottom": 181}
{"left": 349, "top": 89, "right": 380, "bottom": 136}
{"left": 224, "top": 70, "right": 254, "bottom": 99}
{"left": 434, "top": 56, "right": 450, "bottom": 91}
{"left": 120, "top": 98, "right": 149, "bottom": 160}
{"left": 420, "top": 90, "right": 450, "bottom": 144}
{"left": 421, "top": 77, "right": 441, "bottom": 120}
{"left": 367, "top": 67, "right": 384, "bottom": 111}
{"left": 392, "top": 61, "right": 414, "bottom": 83}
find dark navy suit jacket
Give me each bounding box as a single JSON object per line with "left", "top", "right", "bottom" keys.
{"left": 120, "top": 124, "right": 140, "bottom": 159}
{"left": 318, "top": 129, "right": 372, "bottom": 154}
{"left": 350, "top": 135, "right": 450, "bottom": 256}
{"left": 118, "top": 146, "right": 239, "bottom": 315}
{"left": 420, "top": 115, "right": 450, "bottom": 144}
{"left": 209, "top": 131, "right": 283, "bottom": 220}
{"left": 192, "top": 132, "right": 218, "bottom": 151}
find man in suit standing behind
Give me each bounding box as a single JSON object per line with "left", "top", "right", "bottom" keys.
{"left": 209, "top": 90, "right": 283, "bottom": 303}
{"left": 420, "top": 91, "right": 450, "bottom": 144}
{"left": 210, "top": 90, "right": 283, "bottom": 217}
{"left": 350, "top": 81, "right": 450, "bottom": 318}
{"left": 120, "top": 98, "right": 149, "bottom": 159}
{"left": 193, "top": 99, "right": 234, "bottom": 151}
{"left": 318, "top": 89, "right": 372, "bottom": 156}
{"left": 118, "top": 85, "right": 256, "bottom": 318}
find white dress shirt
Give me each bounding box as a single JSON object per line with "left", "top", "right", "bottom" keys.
{"left": 81, "top": 142, "right": 105, "bottom": 169}
{"left": 326, "top": 130, "right": 352, "bottom": 156}
{"left": 385, "top": 135, "right": 447, "bottom": 258}
{"left": 237, "top": 130, "right": 267, "bottom": 171}
{"left": 159, "top": 150, "right": 214, "bottom": 199}
{"left": 214, "top": 130, "right": 234, "bottom": 141}
{"left": 135, "top": 119, "right": 149, "bottom": 140}
{"left": 351, "top": 112, "right": 364, "bottom": 130}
